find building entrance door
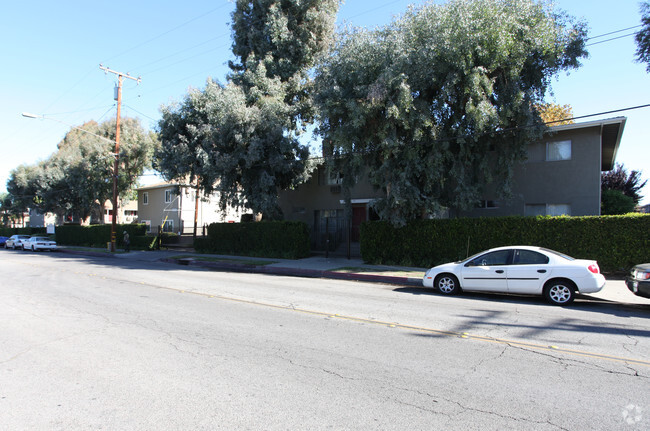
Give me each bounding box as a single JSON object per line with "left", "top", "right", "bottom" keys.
{"left": 351, "top": 205, "right": 366, "bottom": 242}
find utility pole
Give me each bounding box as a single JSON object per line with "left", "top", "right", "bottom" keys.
{"left": 99, "top": 64, "right": 141, "bottom": 252}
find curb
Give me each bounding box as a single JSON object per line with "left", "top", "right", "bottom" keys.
{"left": 159, "top": 257, "right": 422, "bottom": 287}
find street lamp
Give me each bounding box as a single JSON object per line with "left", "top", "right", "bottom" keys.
{"left": 21, "top": 112, "right": 116, "bottom": 145}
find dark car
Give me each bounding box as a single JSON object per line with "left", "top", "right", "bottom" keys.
{"left": 0, "top": 236, "right": 8, "bottom": 246}
{"left": 625, "top": 264, "right": 650, "bottom": 299}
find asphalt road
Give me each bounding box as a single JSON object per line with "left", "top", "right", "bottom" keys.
{"left": 1, "top": 250, "right": 649, "bottom": 430}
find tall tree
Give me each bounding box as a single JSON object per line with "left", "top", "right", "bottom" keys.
{"left": 6, "top": 164, "right": 43, "bottom": 225}
{"left": 45, "top": 118, "right": 158, "bottom": 222}
{"left": 227, "top": 0, "right": 339, "bottom": 219}
{"left": 601, "top": 163, "right": 647, "bottom": 204}
{"left": 7, "top": 118, "right": 158, "bottom": 223}
{"left": 0, "top": 192, "right": 11, "bottom": 226}
{"left": 636, "top": 1, "right": 650, "bottom": 72}
{"left": 157, "top": 0, "right": 340, "bottom": 220}
{"left": 314, "top": 0, "right": 587, "bottom": 225}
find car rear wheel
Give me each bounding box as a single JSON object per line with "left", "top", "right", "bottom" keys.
{"left": 435, "top": 274, "right": 461, "bottom": 295}
{"left": 31, "top": 245, "right": 36, "bottom": 252}
{"left": 544, "top": 280, "right": 576, "bottom": 305}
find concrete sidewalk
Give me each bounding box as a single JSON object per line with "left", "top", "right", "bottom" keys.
{"left": 57, "top": 247, "right": 650, "bottom": 306}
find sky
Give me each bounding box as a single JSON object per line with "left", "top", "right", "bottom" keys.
{"left": 1, "top": 0, "right": 649, "bottom": 204}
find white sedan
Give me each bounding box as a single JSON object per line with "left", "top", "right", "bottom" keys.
{"left": 422, "top": 246, "right": 605, "bottom": 305}
{"left": 4, "top": 234, "right": 31, "bottom": 250}
{"left": 22, "top": 236, "right": 57, "bottom": 252}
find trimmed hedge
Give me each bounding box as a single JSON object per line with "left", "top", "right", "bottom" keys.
{"left": 130, "top": 234, "right": 160, "bottom": 251}
{"left": 361, "top": 214, "right": 650, "bottom": 273}
{"left": 54, "top": 224, "right": 148, "bottom": 248}
{"left": 196, "top": 221, "right": 311, "bottom": 259}
{"left": 0, "top": 227, "right": 46, "bottom": 236}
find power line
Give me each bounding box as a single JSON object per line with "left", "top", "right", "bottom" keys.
{"left": 101, "top": 2, "right": 231, "bottom": 64}
{"left": 133, "top": 34, "right": 230, "bottom": 73}
{"left": 586, "top": 25, "right": 643, "bottom": 41}
{"left": 587, "top": 32, "right": 640, "bottom": 47}
{"left": 122, "top": 104, "right": 158, "bottom": 123}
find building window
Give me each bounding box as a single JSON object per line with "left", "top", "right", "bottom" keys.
{"left": 525, "top": 204, "right": 571, "bottom": 216}
{"left": 165, "top": 189, "right": 172, "bottom": 203}
{"left": 143, "top": 192, "right": 149, "bottom": 205}
{"left": 547, "top": 204, "right": 570, "bottom": 216}
{"left": 546, "top": 140, "right": 571, "bottom": 161}
{"left": 142, "top": 220, "right": 151, "bottom": 233}
{"left": 321, "top": 167, "right": 343, "bottom": 185}
{"left": 476, "top": 200, "right": 500, "bottom": 209}
{"left": 162, "top": 219, "right": 174, "bottom": 233}
{"left": 124, "top": 210, "right": 138, "bottom": 217}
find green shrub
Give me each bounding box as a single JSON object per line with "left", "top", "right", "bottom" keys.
{"left": 361, "top": 214, "right": 650, "bottom": 273}
{"left": 160, "top": 232, "right": 179, "bottom": 245}
{"left": 54, "top": 224, "right": 147, "bottom": 247}
{"left": 601, "top": 189, "right": 635, "bottom": 215}
{"left": 199, "top": 221, "right": 310, "bottom": 259}
{"left": 130, "top": 235, "right": 159, "bottom": 250}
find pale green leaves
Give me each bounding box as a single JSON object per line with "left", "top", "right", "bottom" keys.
{"left": 314, "top": 0, "right": 587, "bottom": 225}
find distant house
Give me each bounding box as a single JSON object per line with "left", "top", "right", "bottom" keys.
{"left": 27, "top": 209, "right": 58, "bottom": 227}
{"left": 279, "top": 117, "right": 626, "bottom": 254}
{"left": 136, "top": 182, "right": 250, "bottom": 235}
{"left": 103, "top": 199, "right": 138, "bottom": 225}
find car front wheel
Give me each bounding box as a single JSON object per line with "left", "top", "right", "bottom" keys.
{"left": 544, "top": 280, "right": 576, "bottom": 305}
{"left": 435, "top": 274, "right": 461, "bottom": 295}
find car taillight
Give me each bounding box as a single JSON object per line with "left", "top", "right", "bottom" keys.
{"left": 588, "top": 264, "right": 600, "bottom": 274}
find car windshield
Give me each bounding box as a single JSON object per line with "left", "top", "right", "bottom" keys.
{"left": 540, "top": 247, "right": 575, "bottom": 261}
{"left": 31, "top": 237, "right": 49, "bottom": 241}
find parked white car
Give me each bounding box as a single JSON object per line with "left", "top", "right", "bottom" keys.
{"left": 22, "top": 236, "right": 57, "bottom": 252}
{"left": 422, "top": 246, "right": 606, "bottom": 305}
{"left": 4, "top": 235, "right": 31, "bottom": 250}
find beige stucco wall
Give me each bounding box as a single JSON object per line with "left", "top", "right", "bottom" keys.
{"left": 137, "top": 186, "right": 181, "bottom": 233}
{"left": 137, "top": 184, "right": 250, "bottom": 234}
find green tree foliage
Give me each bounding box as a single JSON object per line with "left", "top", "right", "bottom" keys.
{"left": 7, "top": 118, "right": 158, "bottom": 222}
{"left": 229, "top": 0, "right": 340, "bottom": 106}
{"left": 157, "top": 0, "right": 339, "bottom": 220}
{"left": 0, "top": 192, "right": 18, "bottom": 226}
{"left": 314, "top": 0, "right": 587, "bottom": 225}
{"left": 601, "top": 189, "right": 636, "bottom": 215}
{"left": 636, "top": 1, "right": 650, "bottom": 72}
{"left": 601, "top": 163, "right": 647, "bottom": 204}
{"left": 6, "top": 164, "right": 42, "bottom": 216}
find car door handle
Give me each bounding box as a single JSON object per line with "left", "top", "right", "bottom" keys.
{"left": 495, "top": 270, "right": 504, "bottom": 274}
{"left": 537, "top": 269, "right": 547, "bottom": 273}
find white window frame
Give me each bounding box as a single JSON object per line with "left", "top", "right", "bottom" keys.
{"left": 547, "top": 204, "right": 571, "bottom": 216}
{"left": 162, "top": 219, "right": 174, "bottom": 233}
{"left": 143, "top": 192, "right": 149, "bottom": 205}
{"left": 326, "top": 169, "right": 343, "bottom": 185}
{"left": 525, "top": 203, "right": 571, "bottom": 216}
{"left": 165, "top": 189, "right": 172, "bottom": 203}
{"left": 546, "top": 140, "right": 571, "bottom": 161}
